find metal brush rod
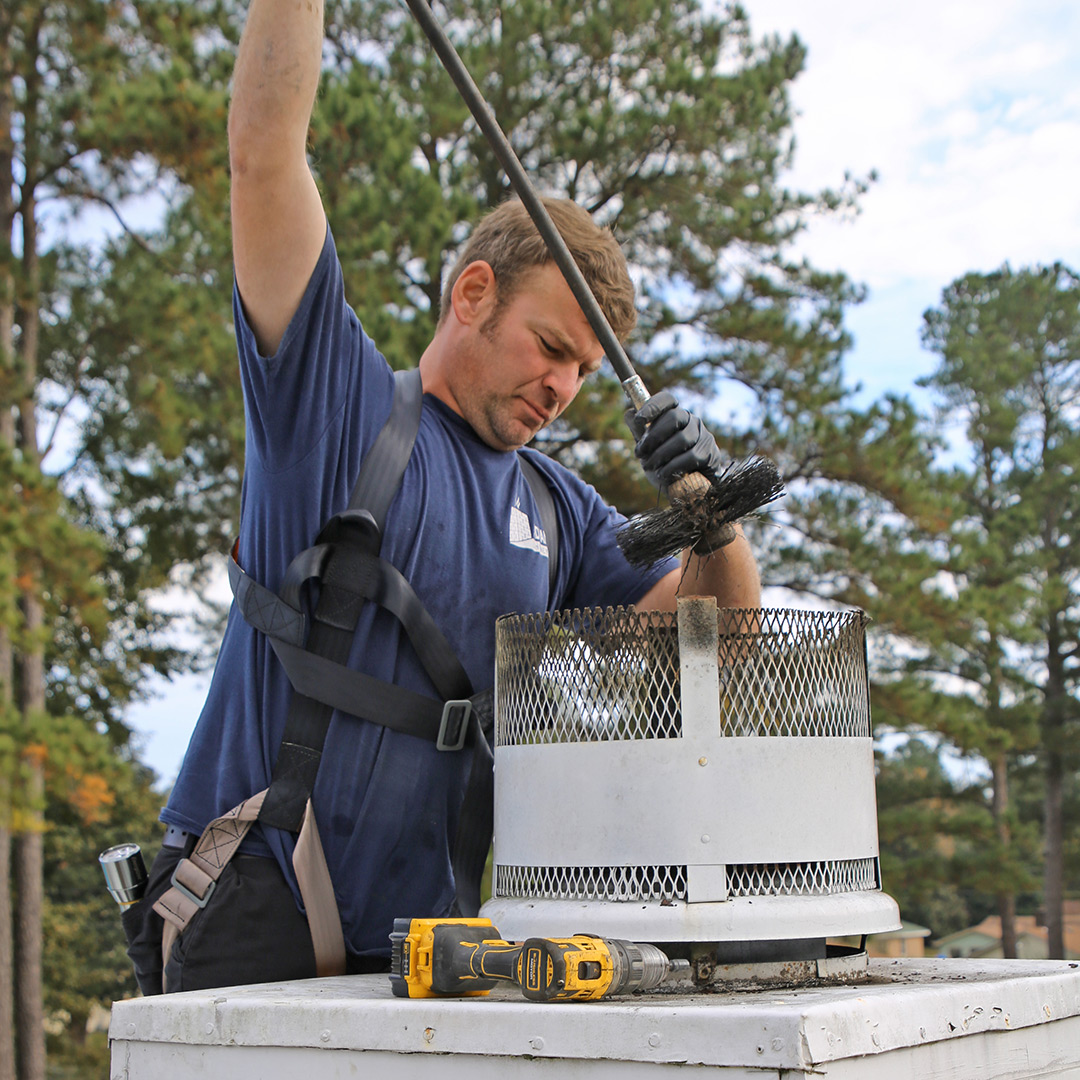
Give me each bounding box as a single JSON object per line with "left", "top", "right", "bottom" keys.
{"left": 403, "top": 0, "right": 649, "bottom": 410}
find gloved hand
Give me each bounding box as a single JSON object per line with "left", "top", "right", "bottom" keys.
{"left": 625, "top": 391, "right": 724, "bottom": 491}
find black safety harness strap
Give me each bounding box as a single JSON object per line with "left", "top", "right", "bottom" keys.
{"left": 229, "top": 367, "right": 557, "bottom": 917}
{"left": 257, "top": 368, "right": 432, "bottom": 833}
{"left": 264, "top": 637, "right": 475, "bottom": 746}
{"left": 517, "top": 453, "right": 558, "bottom": 598}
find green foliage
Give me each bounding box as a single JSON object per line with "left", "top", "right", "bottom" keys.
{"left": 1010, "top": 756, "right": 1080, "bottom": 898}
{"left": 2, "top": 3, "right": 237, "bottom": 1075}
{"left": 854, "top": 263, "right": 1080, "bottom": 955}
{"left": 917, "top": 263, "right": 1080, "bottom": 952}
{"left": 919, "top": 265, "right": 1080, "bottom": 699}
{"left": 875, "top": 737, "right": 1039, "bottom": 940}
{"left": 919, "top": 266, "right": 1080, "bottom": 757}
{"left": 41, "top": 740, "right": 162, "bottom": 1072}
{"left": 28, "top": 0, "right": 239, "bottom": 642}
{"left": 2, "top": 0, "right": 238, "bottom": 711}
{"left": 308, "top": 0, "right": 869, "bottom": 502}
{"left": 0, "top": 703, "right": 163, "bottom": 1072}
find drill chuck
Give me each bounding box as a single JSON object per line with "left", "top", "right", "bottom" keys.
{"left": 607, "top": 938, "right": 681, "bottom": 995}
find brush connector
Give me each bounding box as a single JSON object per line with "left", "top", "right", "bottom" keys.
{"left": 691, "top": 521, "right": 737, "bottom": 555}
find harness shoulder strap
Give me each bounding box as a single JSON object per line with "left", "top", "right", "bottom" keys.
{"left": 517, "top": 452, "right": 559, "bottom": 600}
{"left": 350, "top": 367, "right": 423, "bottom": 525}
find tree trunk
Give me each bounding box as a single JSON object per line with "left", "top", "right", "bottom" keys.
{"left": 0, "top": 9, "right": 19, "bottom": 1072}
{"left": 0, "top": 640, "right": 13, "bottom": 1080}
{"left": 12, "top": 817, "right": 44, "bottom": 1080}
{"left": 13, "top": 33, "right": 46, "bottom": 1072}
{"left": 14, "top": 594, "right": 45, "bottom": 1080}
{"left": 991, "top": 751, "right": 1018, "bottom": 958}
{"left": 1042, "top": 614, "right": 1065, "bottom": 960}
{"left": 0, "top": 823, "right": 13, "bottom": 1080}
{"left": 1043, "top": 607, "right": 1068, "bottom": 961}
{"left": 1044, "top": 746, "right": 1065, "bottom": 959}
{"left": 13, "top": 548, "right": 45, "bottom": 1080}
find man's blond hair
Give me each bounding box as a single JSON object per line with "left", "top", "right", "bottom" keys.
{"left": 439, "top": 197, "right": 637, "bottom": 341}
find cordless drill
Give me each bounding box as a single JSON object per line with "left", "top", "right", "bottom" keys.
{"left": 389, "top": 917, "right": 686, "bottom": 1002}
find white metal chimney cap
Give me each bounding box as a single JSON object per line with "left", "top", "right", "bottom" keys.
{"left": 488, "top": 599, "right": 900, "bottom": 945}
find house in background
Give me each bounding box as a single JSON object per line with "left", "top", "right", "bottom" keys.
{"left": 833, "top": 921, "right": 932, "bottom": 958}
{"left": 933, "top": 901, "right": 1080, "bottom": 960}
{"left": 868, "top": 921, "right": 932, "bottom": 958}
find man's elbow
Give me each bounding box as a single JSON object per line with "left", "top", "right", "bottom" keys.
{"left": 228, "top": 109, "right": 279, "bottom": 188}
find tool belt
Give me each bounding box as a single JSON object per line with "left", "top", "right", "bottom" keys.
{"left": 153, "top": 368, "right": 558, "bottom": 985}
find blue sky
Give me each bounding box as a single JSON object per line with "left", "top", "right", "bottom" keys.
{"left": 124, "top": 0, "right": 1080, "bottom": 785}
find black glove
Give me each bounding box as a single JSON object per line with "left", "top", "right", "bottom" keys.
{"left": 626, "top": 391, "right": 724, "bottom": 491}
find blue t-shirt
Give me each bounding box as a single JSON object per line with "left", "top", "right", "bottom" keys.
{"left": 163, "top": 226, "right": 676, "bottom": 957}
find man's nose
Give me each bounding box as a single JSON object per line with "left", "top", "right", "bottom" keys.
{"left": 542, "top": 363, "right": 579, "bottom": 404}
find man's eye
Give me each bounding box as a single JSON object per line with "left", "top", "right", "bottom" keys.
{"left": 538, "top": 336, "right": 558, "bottom": 355}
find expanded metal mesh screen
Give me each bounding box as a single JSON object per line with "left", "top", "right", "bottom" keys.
{"left": 493, "top": 859, "right": 879, "bottom": 902}
{"left": 496, "top": 607, "right": 682, "bottom": 744}
{"left": 495, "top": 864, "right": 689, "bottom": 903}
{"left": 726, "top": 858, "right": 879, "bottom": 898}
{"left": 495, "top": 606, "right": 870, "bottom": 745}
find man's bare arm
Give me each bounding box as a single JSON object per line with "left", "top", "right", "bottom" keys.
{"left": 634, "top": 526, "right": 761, "bottom": 613}
{"left": 229, "top": 0, "right": 328, "bottom": 356}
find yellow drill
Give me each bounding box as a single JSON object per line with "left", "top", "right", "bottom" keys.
{"left": 389, "top": 917, "right": 686, "bottom": 1002}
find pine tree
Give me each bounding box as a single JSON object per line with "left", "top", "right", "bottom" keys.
{"left": 304, "top": 0, "right": 870, "bottom": 511}
{"left": 0, "top": 4, "right": 235, "bottom": 1075}
{"left": 920, "top": 264, "right": 1080, "bottom": 958}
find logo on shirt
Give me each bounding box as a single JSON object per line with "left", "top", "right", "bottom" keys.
{"left": 509, "top": 498, "right": 549, "bottom": 559}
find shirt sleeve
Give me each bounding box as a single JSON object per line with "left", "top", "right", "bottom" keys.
{"left": 233, "top": 224, "right": 391, "bottom": 474}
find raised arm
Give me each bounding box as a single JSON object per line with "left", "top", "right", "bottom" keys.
{"left": 229, "top": 0, "right": 328, "bottom": 356}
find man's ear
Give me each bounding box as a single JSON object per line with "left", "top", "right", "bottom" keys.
{"left": 450, "top": 261, "right": 497, "bottom": 326}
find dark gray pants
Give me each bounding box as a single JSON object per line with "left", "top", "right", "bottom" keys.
{"left": 122, "top": 836, "right": 388, "bottom": 995}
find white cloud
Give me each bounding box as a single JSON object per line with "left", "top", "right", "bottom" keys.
{"left": 742, "top": 0, "right": 1080, "bottom": 383}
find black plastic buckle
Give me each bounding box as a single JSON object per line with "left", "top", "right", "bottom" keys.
{"left": 317, "top": 508, "right": 382, "bottom": 552}
{"left": 436, "top": 699, "right": 472, "bottom": 751}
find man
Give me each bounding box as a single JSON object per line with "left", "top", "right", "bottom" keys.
{"left": 125, "top": 0, "right": 760, "bottom": 994}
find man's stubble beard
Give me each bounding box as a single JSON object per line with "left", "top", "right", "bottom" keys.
{"left": 471, "top": 303, "right": 537, "bottom": 452}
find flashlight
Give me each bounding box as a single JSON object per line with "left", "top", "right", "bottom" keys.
{"left": 99, "top": 843, "right": 148, "bottom": 907}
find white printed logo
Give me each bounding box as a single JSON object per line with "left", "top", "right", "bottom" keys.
{"left": 509, "top": 499, "right": 549, "bottom": 559}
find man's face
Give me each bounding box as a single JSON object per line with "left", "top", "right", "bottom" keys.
{"left": 452, "top": 262, "right": 605, "bottom": 452}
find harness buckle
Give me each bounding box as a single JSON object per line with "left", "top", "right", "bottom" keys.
{"left": 169, "top": 863, "right": 216, "bottom": 909}
{"left": 437, "top": 699, "right": 472, "bottom": 751}
{"left": 317, "top": 508, "right": 382, "bottom": 552}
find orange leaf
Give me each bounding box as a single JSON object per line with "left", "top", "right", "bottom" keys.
{"left": 23, "top": 744, "right": 48, "bottom": 768}
{"left": 71, "top": 774, "right": 115, "bottom": 826}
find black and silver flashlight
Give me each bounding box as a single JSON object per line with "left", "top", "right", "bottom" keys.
{"left": 99, "top": 843, "right": 148, "bottom": 908}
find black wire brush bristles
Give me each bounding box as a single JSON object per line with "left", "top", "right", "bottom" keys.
{"left": 617, "top": 457, "right": 785, "bottom": 570}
